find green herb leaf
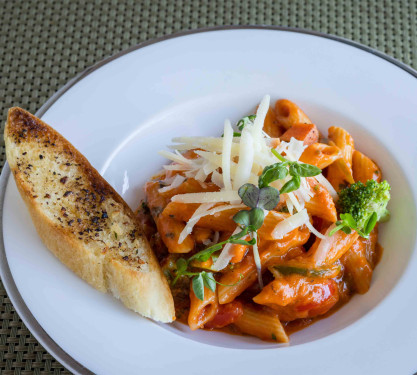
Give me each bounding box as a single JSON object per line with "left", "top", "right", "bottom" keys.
{"left": 258, "top": 186, "right": 280, "bottom": 210}
{"left": 340, "top": 213, "right": 357, "bottom": 228}
{"left": 364, "top": 212, "right": 378, "bottom": 235}
{"left": 258, "top": 163, "right": 288, "bottom": 188}
{"left": 295, "top": 163, "right": 322, "bottom": 177}
{"left": 176, "top": 258, "right": 188, "bottom": 273}
{"left": 248, "top": 208, "right": 265, "bottom": 230}
{"left": 280, "top": 175, "right": 301, "bottom": 194}
{"left": 202, "top": 272, "right": 216, "bottom": 293}
{"left": 237, "top": 115, "right": 256, "bottom": 131}
{"left": 238, "top": 183, "right": 260, "bottom": 209}
{"left": 189, "top": 243, "right": 223, "bottom": 263}
{"left": 273, "top": 265, "right": 338, "bottom": 278}
{"left": 233, "top": 210, "right": 251, "bottom": 227}
{"left": 340, "top": 226, "right": 352, "bottom": 234}
{"left": 271, "top": 333, "right": 277, "bottom": 341}
{"left": 192, "top": 273, "right": 205, "bottom": 301}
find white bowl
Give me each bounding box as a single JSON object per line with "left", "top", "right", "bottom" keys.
{"left": 2, "top": 27, "right": 417, "bottom": 374}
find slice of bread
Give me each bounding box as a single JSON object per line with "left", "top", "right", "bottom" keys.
{"left": 5, "top": 107, "right": 175, "bottom": 323}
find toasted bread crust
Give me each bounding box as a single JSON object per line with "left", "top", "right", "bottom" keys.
{"left": 5, "top": 107, "right": 175, "bottom": 322}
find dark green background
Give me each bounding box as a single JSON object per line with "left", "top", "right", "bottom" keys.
{"left": 1, "top": 0, "right": 416, "bottom": 373}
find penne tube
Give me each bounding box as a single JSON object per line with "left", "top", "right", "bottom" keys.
{"left": 299, "top": 143, "right": 342, "bottom": 169}
{"left": 326, "top": 127, "right": 355, "bottom": 187}
{"left": 304, "top": 178, "right": 337, "bottom": 222}
{"left": 156, "top": 213, "right": 194, "bottom": 253}
{"left": 218, "top": 227, "right": 310, "bottom": 304}
{"left": 263, "top": 107, "right": 284, "bottom": 138}
{"left": 341, "top": 245, "right": 373, "bottom": 294}
{"left": 234, "top": 304, "right": 289, "bottom": 343}
{"left": 311, "top": 225, "right": 359, "bottom": 266}
{"left": 275, "top": 99, "right": 312, "bottom": 129}
{"left": 280, "top": 123, "right": 319, "bottom": 145}
{"left": 188, "top": 286, "right": 219, "bottom": 330}
{"left": 352, "top": 150, "right": 382, "bottom": 183}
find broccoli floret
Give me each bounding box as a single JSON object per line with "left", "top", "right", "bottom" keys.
{"left": 337, "top": 180, "right": 391, "bottom": 231}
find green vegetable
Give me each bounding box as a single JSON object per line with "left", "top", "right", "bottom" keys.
{"left": 331, "top": 179, "right": 391, "bottom": 238}
{"left": 238, "top": 183, "right": 280, "bottom": 211}
{"left": 273, "top": 265, "right": 335, "bottom": 278}
{"left": 237, "top": 114, "right": 256, "bottom": 131}
{"left": 192, "top": 273, "right": 205, "bottom": 300}
{"left": 267, "top": 148, "right": 321, "bottom": 194}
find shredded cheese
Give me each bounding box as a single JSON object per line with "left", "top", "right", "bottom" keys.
{"left": 222, "top": 120, "right": 233, "bottom": 191}
{"left": 271, "top": 209, "right": 309, "bottom": 239}
{"left": 212, "top": 226, "right": 241, "bottom": 271}
{"left": 316, "top": 174, "right": 338, "bottom": 201}
{"left": 179, "top": 204, "right": 245, "bottom": 244}
{"left": 233, "top": 129, "right": 254, "bottom": 189}
{"left": 158, "top": 174, "right": 186, "bottom": 193}
{"left": 313, "top": 224, "right": 337, "bottom": 265}
{"left": 171, "top": 191, "right": 240, "bottom": 203}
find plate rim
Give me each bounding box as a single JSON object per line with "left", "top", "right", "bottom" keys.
{"left": 1, "top": 25, "right": 417, "bottom": 375}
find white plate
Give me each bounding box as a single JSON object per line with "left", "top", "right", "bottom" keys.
{"left": 1, "top": 27, "right": 417, "bottom": 375}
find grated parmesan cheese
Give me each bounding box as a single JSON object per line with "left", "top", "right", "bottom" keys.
{"left": 171, "top": 191, "right": 240, "bottom": 204}
{"left": 271, "top": 209, "right": 309, "bottom": 239}
{"left": 158, "top": 174, "right": 186, "bottom": 193}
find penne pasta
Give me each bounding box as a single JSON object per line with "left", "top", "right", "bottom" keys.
{"left": 280, "top": 123, "right": 319, "bottom": 145}
{"left": 253, "top": 275, "right": 339, "bottom": 321}
{"left": 275, "top": 99, "right": 312, "bottom": 129}
{"left": 234, "top": 304, "right": 289, "bottom": 343}
{"left": 311, "top": 225, "right": 359, "bottom": 266}
{"left": 326, "top": 126, "right": 355, "bottom": 188}
{"left": 156, "top": 213, "right": 195, "bottom": 253}
{"left": 299, "top": 143, "right": 342, "bottom": 169}
{"left": 304, "top": 178, "right": 337, "bottom": 222}
{"left": 218, "top": 228, "right": 310, "bottom": 304}
{"left": 263, "top": 107, "right": 284, "bottom": 138}
{"left": 188, "top": 286, "right": 219, "bottom": 330}
{"left": 352, "top": 150, "right": 382, "bottom": 183}
{"left": 341, "top": 244, "right": 373, "bottom": 294}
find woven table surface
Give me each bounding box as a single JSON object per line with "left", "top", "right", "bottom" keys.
{"left": 1, "top": 0, "right": 417, "bottom": 374}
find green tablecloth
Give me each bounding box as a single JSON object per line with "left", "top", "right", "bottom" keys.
{"left": 1, "top": 0, "right": 416, "bottom": 373}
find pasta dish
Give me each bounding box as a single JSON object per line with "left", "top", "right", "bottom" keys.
{"left": 138, "top": 96, "right": 391, "bottom": 342}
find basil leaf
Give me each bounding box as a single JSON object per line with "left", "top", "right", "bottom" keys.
{"left": 274, "top": 265, "right": 335, "bottom": 277}
{"left": 296, "top": 163, "right": 321, "bottom": 177}
{"left": 274, "top": 265, "right": 309, "bottom": 276}
{"left": 238, "top": 183, "right": 259, "bottom": 209}
{"left": 289, "top": 163, "right": 301, "bottom": 177}
{"left": 248, "top": 208, "right": 265, "bottom": 230}
{"left": 364, "top": 212, "right": 378, "bottom": 235}
{"left": 340, "top": 213, "right": 357, "bottom": 228}
{"left": 258, "top": 186, "right": 280, "bottom": 210}
{"left": 280, "top": 175, "right": 301, "bottom": 194}
{"left": 202, "top": 272, "right": 216, "bottom": 293}
{"left": 176, "top": 258, "right": 188, "bottom": 274}
{"left": 189, "top": 243, "right": 223, "bottom": 263}
{"left": 192, "top": 274, "right": 205, "bottom": 301}
{"left": 258, "top": 163, "right": 288, "bottom": 188}
{"left": 233, "top": 210, "right": 251, "bottom": 227}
